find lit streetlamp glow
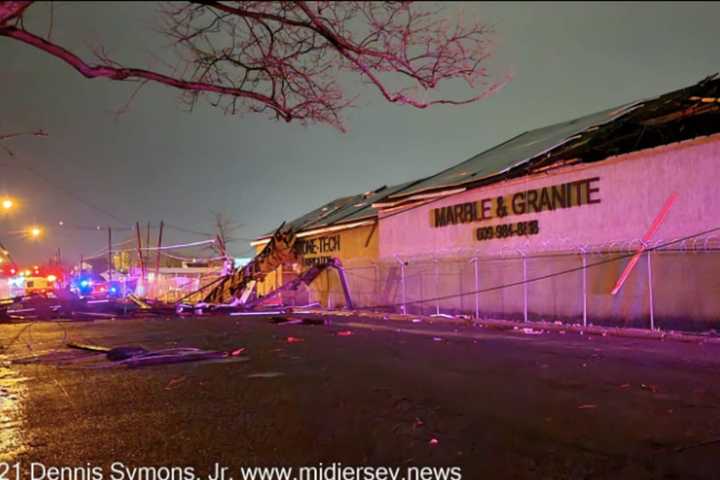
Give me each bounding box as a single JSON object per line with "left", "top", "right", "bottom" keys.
{"left": 29, "top": 226, "right": 42, "bottom": 239}
{"left": 2, "top": 198, "right": 13, "bottom": 210}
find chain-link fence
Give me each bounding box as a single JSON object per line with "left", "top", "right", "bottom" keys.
{"left": 315, "top": 237, "right": 720, "bottom": 332}
{"left": 136, "top": 271, "right": 224, "bottom": 303}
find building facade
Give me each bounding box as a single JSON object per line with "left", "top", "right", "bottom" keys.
{"left": 251, "top": 75, "right": 720, "bottom": 330}
{"left": 377, "top": 134, "right": 720, "bottom": 330}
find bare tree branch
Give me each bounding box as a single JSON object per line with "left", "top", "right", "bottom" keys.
{"left": 0, "top": 1, "right": 506, "bottom": 131}
{"left": 0, "top": 129, "right": 48, "bottom": 156}
{"left": 0, "top": 129, "right": 47, "bottom": 141}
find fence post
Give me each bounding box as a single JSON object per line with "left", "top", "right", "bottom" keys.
{"left": 647, "top": 250, "right": 655, "bottom": 330}
{"left": 418, "top": 262, "right": 424, "bottom": 314}
{"left": 472, "top": 256, "right": 480, "bottom": 319}
{"left": 434, "top": 257, "right": 440, "bottom": 315}
{"left": 374, "top": 262, "right": 380, "bottom": 304}
{"left": 522, "top": 253, "right": 528, "bottom": 323}
{"left": 581, "top": 248, "right": 588, "bottom": 328}
{"left": 395, "top": 255, "right": 407, "bottom": 315}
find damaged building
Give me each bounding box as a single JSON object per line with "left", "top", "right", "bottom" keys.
{"left": 251, "top": 74, "right": 720, "bottom": 330}
{"left": 250, "top": 183, "right": 412, "bottom": 307}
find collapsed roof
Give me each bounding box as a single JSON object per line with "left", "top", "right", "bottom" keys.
{"left": 255, "top": 182, "right": 418, "bottom": 240}
{"left": 377, "top": 74, "right": 720, "bottom": 207}
{"left": 256, "top": 74, "right": 720, "bottom": 239}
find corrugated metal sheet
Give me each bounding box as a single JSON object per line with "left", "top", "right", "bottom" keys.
{"left": 276, "top": 182, "right": 418, "bottom": 235}
{"left": 387, "top": 103, "right": 640, "bottom": 200}
{"left": 389, "top": 74, "right": 719, "bottom": 200}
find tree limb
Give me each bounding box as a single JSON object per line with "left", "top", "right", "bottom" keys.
{"left": 0, "top": 1, "right": 505, "bottom": 130}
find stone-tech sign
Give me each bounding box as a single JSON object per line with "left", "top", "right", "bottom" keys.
{"left": 430, "top": 177, "right": 601, "bottom": 228}
{"left": 294, "top": 234, "right": 341, "bottom": 267}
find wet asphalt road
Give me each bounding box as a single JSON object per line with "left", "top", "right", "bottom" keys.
{"left": 2, "top": 315, "right": 720, "bottom": 479}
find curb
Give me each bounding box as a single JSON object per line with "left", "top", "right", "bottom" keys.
{"left": 289, "top": 309, "right": 720, "bottom": 345}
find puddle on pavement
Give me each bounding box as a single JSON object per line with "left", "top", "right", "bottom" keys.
{"left": 0, "top": 365, "right": 28, "bottom": 461}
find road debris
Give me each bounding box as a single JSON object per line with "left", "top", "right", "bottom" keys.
{"left": 301, "top": 318, "right": 325, "bottom": 326}
{"left": 247, "top": 372, "right": 285, "bottom": 379}
{"left": 518, "top": 327, "right": 543, "bottom": 335}
{"left": 165, "top": 376, "right": 187, "bottom": 390}
{"left": 107, "top": 346, "right": 149, "bottom": 361}
{"left": 270, "top": 316, "right": 298, "bottom": 324}
{"left": 12, "top": 344, "right": 241, "bottom": 369}
{"left": 67, "top": 342, "right": 111, "bottom": 353}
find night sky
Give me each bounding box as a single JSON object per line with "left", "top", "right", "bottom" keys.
{"left": 1, "top": 2, "right": 718, "bottom": 265}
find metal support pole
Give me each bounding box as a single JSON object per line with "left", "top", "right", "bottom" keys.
{"left": 434, "top": 258, "right": 440, "bottom": 315}
{"left": 418, "top": 263, "right": 424, "bottom": 314}
{"left": 374, "top": 263, "right": 380, "bottom": 303}
{"left": 522, "top": 254, "right": 528, "bottom": 323}
{"left": 401, "top": 261, "right": 407, "bottom": 315}
{"left": 647, "top": 251, "right": 655, "bottom": 330}
{"left": 472, "top": 257, "right": 480, "bottom": 320}
{"left": 333, "top": 260, "right": 354, "bottom": 310}
{"left": 396, "top": 256, "right": 407, "bottom": 315}
{"left": 581, "top": 250, "right": 588, "bottom": 328}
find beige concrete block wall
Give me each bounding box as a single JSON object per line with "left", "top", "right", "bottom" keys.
{"left": 371, "top": 134, "right": 720, "bottom": 330}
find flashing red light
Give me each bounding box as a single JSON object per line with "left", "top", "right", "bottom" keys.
{"left": 0, "top": 264, "right": 19, "bottom": 277}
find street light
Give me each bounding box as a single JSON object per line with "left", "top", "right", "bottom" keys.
{"left": 29, "top": 225, "right": 42, "bottom": 239}
{"left": 2, "top": 198, "right": 13, "bottom": 211}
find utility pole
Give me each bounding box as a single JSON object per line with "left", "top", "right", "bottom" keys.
{"left": 146, "top": 222, "right": 151, "bottom": 256}
{"left": 107, "top": 226, "right": 112, "bottom": 283}
{"left": 155, "top": 220, "right": 165, "bottom": 285}
{"left": 135, "top": 222, "right": 145, "bottom": 277}
{"left": 215, "top": 213, "right": 231, "bottom": 274}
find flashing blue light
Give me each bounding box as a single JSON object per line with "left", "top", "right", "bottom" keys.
{"left": 80, "top": 280, "right": 89, "bottom": 287}
{"left": 109, "top": 287, "right": 117, "bottom": 293}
